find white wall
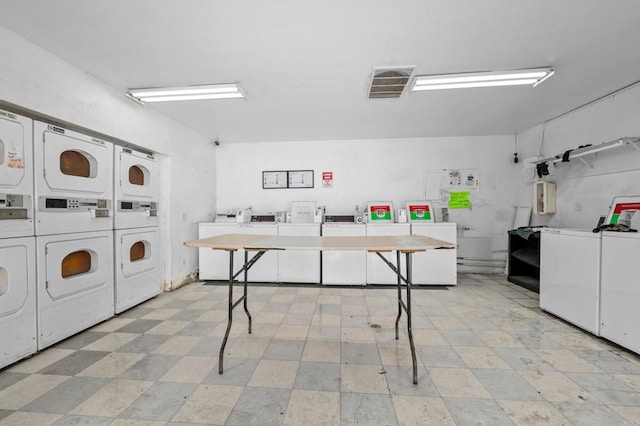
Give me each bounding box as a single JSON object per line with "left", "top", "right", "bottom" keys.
{"left": 216, "top": 136, "right": 521, "bottom": 271}
{"left": 0, "top": 25, "right": 216, "bottom": 288}
{"left": 517, "top": 83, "right": 640, "bottom": 229}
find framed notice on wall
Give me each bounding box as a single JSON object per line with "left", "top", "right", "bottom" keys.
{"left": 262, "top": 171, "right": 288, "bottom": 189}
{"left": 262, "top": 170, "right": 314, "bottom": 189}
{"left": 288, "top": 170, "right": 314, "bottom": 188}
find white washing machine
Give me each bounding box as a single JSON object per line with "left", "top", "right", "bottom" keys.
{"left": 37, "top": 230, "right": 114, "bottom": 349}
{"left": 114, "top": 146, "right": 159, "bottom": 229}
{"left": 366, "top": 223, "right": 411, "bottom": 284}
{"left": 198, "top": 222, "right": 278, "bottom": 282}
{"left": 277, "top": 223, "right": 320, "bottom": 283}
{"left": 34, "top": 121, "right": 113, "bottom": 235}
{"left": 114, "top": 227, "right": 162, "bottom": 314}
{"left": 321, "top": 223, "right": 366, "bottom": 285}
{"left": 410, "top": 223, "right": 457, "bottom": 285}
{"left": 0, "top": 237, "right": 37, "bottom": 369}
{"left": 199, "top": 222, "right": 238, "bottom": 280}
{"left": 0, "top": 109, "right": 34, "bottom": 239}
{"left": 539, "top": 228, "right": 601, "bottom": 335}
{"left": 235, "top": 223, "right": 278, "bottom": 282}
{"left": 600, "top": 232, "right": 640, "bottom": 354}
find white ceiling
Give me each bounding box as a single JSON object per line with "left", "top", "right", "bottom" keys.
{"left": 1, "top": 0, "right": 640, "bottom": 144}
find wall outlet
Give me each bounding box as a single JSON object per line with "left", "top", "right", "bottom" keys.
{"left": 575, "top": 202, "right": 584, "bottom": 212}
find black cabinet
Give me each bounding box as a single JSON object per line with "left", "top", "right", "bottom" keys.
{"left": 507, "top": 230, "right": 540, "bottom": 293}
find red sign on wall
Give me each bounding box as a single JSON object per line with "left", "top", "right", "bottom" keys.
{"left": 322, "top": 171, "right": 333, "bottom": 188}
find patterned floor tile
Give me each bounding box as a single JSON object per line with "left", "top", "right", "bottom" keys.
{"left": 4, "top": 274, "right": 640, "bottom": 425}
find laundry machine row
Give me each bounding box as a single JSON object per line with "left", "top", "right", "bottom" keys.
{"left": 1, "top": 111, "right": 164, "bottom": 362}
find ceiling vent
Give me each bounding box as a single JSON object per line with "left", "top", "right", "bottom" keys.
{"left": 368, "top": 66, "right": 415, "bottom": 99}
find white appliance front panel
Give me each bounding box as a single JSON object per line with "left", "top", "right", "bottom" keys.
{"left": 410, "top": 223, "right": 457, "bottom": 285}
{"left": 600, "top": 232, "right": 640, "bottom": 354}
{"left": 539, "top": 229, "right": 601, "bottom": 335}
{"left": 0, "top": 237, "right": 37, "bottom": 369}
{"left": 0, "top": 109, "right": 34, "bottom": 238}
{"left": 34, "top": 121, "right": 113, "bottom": 235}
{"left": 235, "top": 224, "right": 278, "bottom": 282}
{"left": 37, "top": 231, "right": 114, "bottom": 349}
{"left": 115, "top": 227, "right": 162, "bottom": 313}
{"left": 366, "top": 223, "right": 411, "bottom": 284}
{"left": 114, "top": 147, "right": 159, "bottom": 229}
{"left": 277, "top": 223, "right": 320, "bottom": 283}
{"left": 321, "top": 224, "right": 366, "bottom": 285}
{"left": 198, "top": 223, "right": 238, "bottom": 280}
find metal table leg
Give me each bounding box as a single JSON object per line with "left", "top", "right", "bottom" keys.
{"left": 218, "top": 249, "right": 265, "bottom": 374}
{"left": 404, "top": 251, "right": 418, "bottom": 385}
{"left": 375, "top": 250, "right": 419, "bottom": 385}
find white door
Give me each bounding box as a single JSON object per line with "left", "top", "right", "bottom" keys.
{"left": 39, "top": 126, "right": 112, "bottom": 195}
{"left": 0, "top": 237, "right": 37, "bottom": 369}
{"left": 115, "top": 227, "right": 162, "bottom": 313}
{"left": 0, "top": 109, "right": 34, "bottom": 238}
{"left": 37, "top": 231, "right": 114, "bottom": 349}
{"left": 116, "top": 147, "right": 158, "bottom": 199}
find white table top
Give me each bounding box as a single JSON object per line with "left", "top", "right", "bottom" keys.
{"left": 185, "top": 233, "right": 456, "bottom": 252}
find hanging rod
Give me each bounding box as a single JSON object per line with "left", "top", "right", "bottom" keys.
{"left": 533, "top": 137, "right": 640, "bottom": 166}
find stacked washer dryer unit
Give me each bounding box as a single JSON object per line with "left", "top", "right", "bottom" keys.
{"left": 0, "top": 109, "right": 37, "bottom": 369}
{"left": 113, "top": 147, "right": 161, "bottom": 313}
{"left": 34, "top": 121, "right": 115, "bottom": 349}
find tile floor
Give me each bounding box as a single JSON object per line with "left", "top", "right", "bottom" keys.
{"left": 2, "top": 274, "right": 640, "bottom": 425}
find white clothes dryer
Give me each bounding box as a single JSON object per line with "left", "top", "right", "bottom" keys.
{"left": 0, "top": 109, "right": 34, "bottom": 239}
{"left": 34, "top": 121, "right": 113, "bottom": 235}
{"left": 114, "top": 227, "right": 162, "bottom": 313}
{"left": 114, "top": 147, "right": 159, "bottom": 229}
{"left": 37, "top": 230, "right": 114, "bottom": 349}
{"left": 0, "top": 237, "right": 37, "bottom": 369}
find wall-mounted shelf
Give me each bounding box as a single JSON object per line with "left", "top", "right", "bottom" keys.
{"left": 534, "top": 137, "right": 640, "bottom": 168}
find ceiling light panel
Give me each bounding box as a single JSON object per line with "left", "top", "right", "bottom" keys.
{"left": 412, "top": 68, "right": 554, "bottom": 91}
{"left": 127, "top": 83, "right": 245, "bottom": 103}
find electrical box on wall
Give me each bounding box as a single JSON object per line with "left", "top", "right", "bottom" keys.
{"left": 534, "top": 181, "right": 556, "bottom": 214}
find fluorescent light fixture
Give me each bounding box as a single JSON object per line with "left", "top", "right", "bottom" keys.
{"left": 412, "top": 68, "right": 554, "bottom": 91}
{"left": 127, "top": 83, "right": 245, "bottom": 103}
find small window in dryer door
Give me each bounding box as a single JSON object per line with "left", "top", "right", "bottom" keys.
{"left": 60, "top": 150, "right": 92, "bottom": 178}
{"left": 0, "top": 266, "right": 8, "bottom": 296}
{"left": 130, "top": 241, "right": 148, "bottom": 262}
{"left": 61, "top": 250, "right": 92, "bottom": 278}
{"left": 129, "top": 165, "right": 149, "bottom": 186}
